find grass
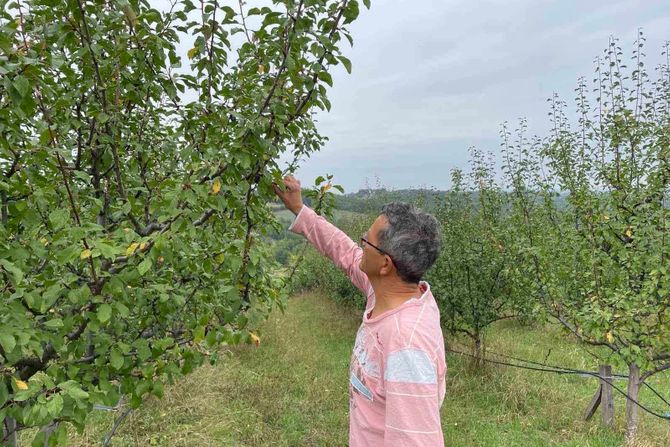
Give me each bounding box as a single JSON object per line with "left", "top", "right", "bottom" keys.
{"left": 23, "top": 292, "right": 670, "bottom": 446}
{"left": 442, "top": 319, "right": 670, "bottom": 447}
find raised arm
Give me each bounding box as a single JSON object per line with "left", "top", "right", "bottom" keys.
{"left": 273, "top": 176, "right": 372, "bottom": 294}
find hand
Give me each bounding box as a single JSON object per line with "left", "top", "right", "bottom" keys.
{"left": 272, "top": 175, "right": 304, "bottom": 215}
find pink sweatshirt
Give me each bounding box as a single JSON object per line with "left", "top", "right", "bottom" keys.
{"left": 290, "top": 206, "right": 446, "bottom": 446}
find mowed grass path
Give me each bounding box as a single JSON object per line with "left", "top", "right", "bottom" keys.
{"left": 61, "top": 292, "right": 669, "bottom": 446}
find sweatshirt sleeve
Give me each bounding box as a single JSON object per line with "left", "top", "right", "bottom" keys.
{"left": 383, "top": 344, "right": 444, "bottom": 446}
{"left": 289, "top": 205, "right": 372, "bottom": 295}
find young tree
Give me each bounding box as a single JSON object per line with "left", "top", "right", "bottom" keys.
{"left": 430, "top": 148, "right": 530, "bottom": 364}
{"left": 505, "top": 35, "right": 670, "bottom": 440}
{"left": 0, "top": 0, "right": 368, "bottom": 444}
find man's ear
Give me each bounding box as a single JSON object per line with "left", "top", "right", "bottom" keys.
{"left": 379, "top": 255, "right": 394, "bottom": 276}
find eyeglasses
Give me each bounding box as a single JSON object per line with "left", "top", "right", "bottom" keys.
{"left": 360, "top": 234, "right": 393, "bottom": 262}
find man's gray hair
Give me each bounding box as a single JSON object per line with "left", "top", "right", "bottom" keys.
{"left": 377, "top": 202, "right": 442, "bottom": 284}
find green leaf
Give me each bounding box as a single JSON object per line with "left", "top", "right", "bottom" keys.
{"left": 193, "top": 326, "right": 205, "bottom": 343}
{"left": 55, "top": 423, "right": 68, "bottom": 444}
{"left": 98, "top": 304, "right": 112, "bottom": 323}
{"left": 116, "top": 302, "right": 130, "bottom": 318}
{"left": 205, "top": 330, "right": 217, "bottom": 347}
{"left": 65, "top": 386, "right": 88, "bottom": 401}
{"left": 46, "top": 394, "right": 64, "bottom": 417}
{"left": 0, "top": 331, "right": 16, "bottom": 355}
{"left": 0, "top": 259, "right": 23, "bottom": 285}
{"left": 43, "top": 318, "right": 64, "bottom": 328}
{"left": 338, "top": 56, "right": 352, "bottom": 74}
{"left": 152, "top": 381, "right": 164, "bottom": 398}
{"left": 314, "top": 176, "right": 325, "bottom": 186}
{"left": 97, "top": 241, "right": 117, "bottom": 259}
{"left": 343, "top": 1, "right": 360, "bottom": 24}
{"left": 317, "top": 71, "right": 333, "bottom": 87}
{"left": 48, "top": 209, "right": 69, "bottom": 229}
{"left": 13, "top": 75, "right": 31, "bottom": 97}
{"left": 73, "top": 170, "right": 91, "bottom": 182}
{"left": 363, "top": 0, "right": 371, "bottom": 8}
{"left": 138, "top": 258, "right": 153, "bottom": 276}
{"left": 110, "top": 349, "right": 124, "bottom": 370}
{"left": 32, "top": 431, "right": 48, "bottom": 447}
{"left": 134, "top": 340, "right": 152, "bottom": 361}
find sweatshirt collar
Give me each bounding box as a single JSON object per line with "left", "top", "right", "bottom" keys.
{"left": 364, "top": 281, "right": 430, "bottom": 323}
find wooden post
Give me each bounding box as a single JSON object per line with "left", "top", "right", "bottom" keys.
{"left": 583, "top": 384, "right": 602, "bottom": 421}
{"left": 583, "top": 364, "right": 614, "bottom": 428}
{"left": 625, "top": 363, "right": 641, "bottom": 441}
{"left": 600, "top": 364, "right": 614, "bottom": 427}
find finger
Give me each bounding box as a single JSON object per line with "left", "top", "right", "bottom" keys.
{"left": 284, "top": 179, "right": 295, "bottom": 191}
{"left": 285, "top": 176, "right": 299, "bottom": 189}
{"left": 285, "top": 176, "right": 298, "bottom": 188}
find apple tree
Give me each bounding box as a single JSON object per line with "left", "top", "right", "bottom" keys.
{"left": 0, "top": 0, "right": 368, "bottom": 444}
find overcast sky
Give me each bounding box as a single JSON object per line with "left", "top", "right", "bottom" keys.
{"left": 280, "top": 0, "right": 670, "bottom": 192}
{"left": 155, "top": 0, "right": 670, "bottom": 193}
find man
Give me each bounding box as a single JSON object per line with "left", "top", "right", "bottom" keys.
{"left": 273, "top": 175, "right": 446, "bottom": 446}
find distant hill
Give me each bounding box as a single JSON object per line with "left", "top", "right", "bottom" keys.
{"left": 335, "top": 188, "right": 446, "bottom": 214}
{"left": 335, "top": 188, "right": 573, "bottom": 214}
{"left": 269, "top": 188, "right": 570, "bottom": 216}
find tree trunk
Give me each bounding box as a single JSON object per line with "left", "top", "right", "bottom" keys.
{"left": 625, "top": 363, "right": 641, "bottom": 442}
{"left": 472, "top": 332, "right": 484, "bottom": 368}
{"left": 2, "top": 417, "right": 18, "bottom": 447}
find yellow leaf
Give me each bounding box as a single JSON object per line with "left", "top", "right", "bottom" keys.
{"left": 249, "top": 332, "right": 260, "bottom": 347}
{"left": 211, "top": 178, "right": 221, "bottom": 195}
{"left": 603, "top": 215, "right": 609, "bottom": 221}
{"left": 158, "top": 256, "right": 165, "bottom": 264}
{"left": 14, "top": 378, "right": 28, "bottom": 390}
{"left": 606, "top": 331, "right": 615, "bottom": 344}
{"left": 323, "top": 183, "right": 332, "bottom": 192}
{"left": 187, "top": 47, "right": 198, "bottom": 60}
{"left": 625, "top": 227, "right": 633, "bottom": 238}
{"left": 126, "top": 242, "right": 139, "bottom": 256}
{"left": 258, "top": 64, "right": 265, "bottom": 74}
{"left": 80, "top": 249, "right": 92, "bottom": 260}
{"left": 40, "top": 237, "right": 49, "bottom": 246}
{"left": 139, "top": 242, "right": 147, "bottom": 251}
